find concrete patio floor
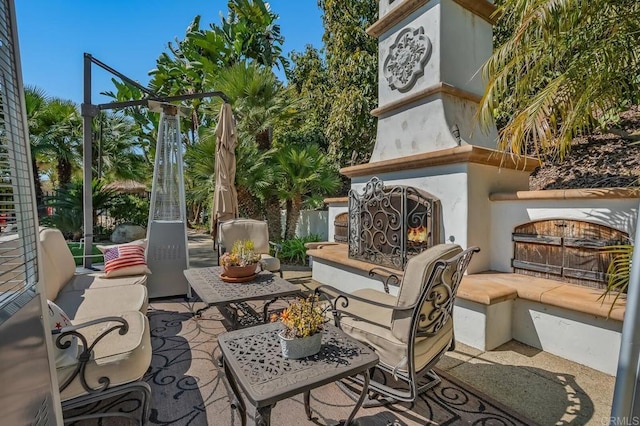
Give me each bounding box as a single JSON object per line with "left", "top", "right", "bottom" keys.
{"left": 186, "top": 230, "right": 615, "bottom": 425}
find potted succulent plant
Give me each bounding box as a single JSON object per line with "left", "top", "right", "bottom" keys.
{"left": 271, "top": 295, "right": 325, "bottom": 359}
{"left": 219, "top": 239, "right": 260, "bottom": 279}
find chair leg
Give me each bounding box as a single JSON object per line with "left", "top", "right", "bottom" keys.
{"left": 335, "top": 366, "right": 441, "bottom": 408}
{"left": 62, "top": 380, "right": 152, "bottom": 425}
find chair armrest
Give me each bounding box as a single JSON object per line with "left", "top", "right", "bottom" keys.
{"left": 368, "top": 267, "right": 401, "bottom": 294}
{"left": 269, "top": 241, "right": 282, "bottom": 257}
{"left": 314, "top": 284, "right": 406, "bottom": 328}
{"left": 52, "top": 316, "right": 130, "bottom": 393}
{"left": 314, "top": 284, "right": 396, "bottom": 309}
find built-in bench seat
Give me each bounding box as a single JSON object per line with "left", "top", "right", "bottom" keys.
{"left": 307, "top": 243, "right": 625, "bottom": 375}
{"left": 463, "top": 272, "right": 626, "bottom": 321}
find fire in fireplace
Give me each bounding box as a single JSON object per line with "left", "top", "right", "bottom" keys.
{"left": 348, "top": 177, "right": 441, "bottom": 270}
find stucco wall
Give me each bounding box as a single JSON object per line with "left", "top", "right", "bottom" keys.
{"left": 490, "top": 197, "right": 639, "bottom": 272}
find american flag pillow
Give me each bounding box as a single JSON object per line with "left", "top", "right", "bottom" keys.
{"left": 102, "top": 243, "right": 150, "bottom": 278}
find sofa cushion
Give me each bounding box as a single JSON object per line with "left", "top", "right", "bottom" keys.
{"left": 218, "top": 219, "right": 270, "bottom": 254}
{"left": 54, "top": 285, "right": 148, "bottom": 320}
{"left": 340, "top": 307, "right": 452, "bottom": 373}
{"left": 259, "top": 254, "right": 280, "bottom": 273}
{"left": 62, "top": 272, "right": 147, "bottom": 292}
{"left": 100, "top": 243, "right": 150, "bottom": 278}
{"left": 57, "top": 311, "right": 152, "bottom": 401}
{"left": 39, "top": 228, "right": 77, "bottom": 300}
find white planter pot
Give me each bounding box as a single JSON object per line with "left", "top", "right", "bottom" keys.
{"left": 278, "top": 330, "right": 322, "bottom": 359}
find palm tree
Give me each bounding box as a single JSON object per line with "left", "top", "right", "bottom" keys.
{"left": 210, "top": 63, "right": 298, "bottom": 150}
{"left": 38, "top": 98, "right": 82, "bottom": 186}
{"left": 24, "top": 85, "right": 49, "bottom": 209}
{"left": 187, "top": 126, "right": 276, "bottom": 230}
{"left": 275, "top": 144, "right": 340, "bottom": 239}
{"left": 209, "top": 63, "right": 300, "bottom": 240}
{"left": 478, "top": 0, "right": 640, "bottom": 158}
{"left": 94, "top": 112, "right": 149, "bottom": 182}
{"left": 43, "top": 179, "right": 117, "bottom": 240}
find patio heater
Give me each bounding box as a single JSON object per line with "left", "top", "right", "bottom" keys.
{"left": 145, "top": 101, "right": 190, "bottom": 298}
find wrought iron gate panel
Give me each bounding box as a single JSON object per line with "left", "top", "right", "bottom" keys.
{"left": 348, "top": 177, "right": 440, "bottom": 270}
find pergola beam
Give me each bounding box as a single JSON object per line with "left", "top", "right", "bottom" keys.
{"left": 80, "top": 53, "right": 229, "bottom": 268}
{"left": 96, "top": 91, "right": 230, "bottom": 111}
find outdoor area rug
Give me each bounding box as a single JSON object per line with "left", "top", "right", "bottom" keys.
{"left": 64, "top": 299, "right": 535, "bottom": 425}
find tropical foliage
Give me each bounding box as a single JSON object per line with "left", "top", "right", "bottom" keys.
{"left": 42, "top": 180, "right": 117, "bottom": 240}
{"left": 29, "top": 0, "right": 380, "bottom": 244}
{"left": 479, "top": 0, "right": 640, "bottom": 159}
{"left": 275, "top": 145, "right": 340, "bottom": 239}
{"left": 108, "top": 194, "right": 150, "bottom": 227}
{"left": 279, "top": 234, "right": 322, "bottom": 265}
{"left": 599, "top": 244, "right": 633, "bottom": 316}
{"left": 290, "top": 1, "right": 378, "bottom": 167}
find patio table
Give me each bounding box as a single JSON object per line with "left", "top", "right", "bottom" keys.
{"left": 183, "top": 266, "right": 300, "bottom": 328}
{"left": 218, "top": 322, "right": 379, "bottom": 426}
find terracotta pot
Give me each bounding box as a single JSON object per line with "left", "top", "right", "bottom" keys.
{"left": 222, "top": 264, "right": 258, "bottom": 278}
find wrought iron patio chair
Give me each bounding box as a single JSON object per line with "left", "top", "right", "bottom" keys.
{"left": 217, "top": 218, "right": 282, "bottom": 277}
{"left": 315, "top": 244, "right": 479, "bottom": 406}
{"left": 54, "top": 313, "right": 152, "bottom": 424}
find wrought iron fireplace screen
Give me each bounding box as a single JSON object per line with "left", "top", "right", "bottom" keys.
{"left": 348, "top": 177, "right": 441, "bottom": 270}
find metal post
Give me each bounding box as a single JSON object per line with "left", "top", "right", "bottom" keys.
{"left": 81, "top": 53, "right": 98, "bottom": 269}
{"left": 611, "top": 202, "right": 640, "bottom": 423}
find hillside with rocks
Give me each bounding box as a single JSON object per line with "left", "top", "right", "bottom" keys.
{"left": 529, "top": 107, "right": 640, "bottom": 190}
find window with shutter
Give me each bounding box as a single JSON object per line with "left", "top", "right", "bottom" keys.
{"left": 0, "top": 1, "right": 60, "bottom": 424}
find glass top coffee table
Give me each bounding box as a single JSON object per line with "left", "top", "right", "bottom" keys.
{"left": 218, "top": 322, "right": 379, "bottom": 425}
{"left": 184, "top": 266, "right": 300, "bottom": 328}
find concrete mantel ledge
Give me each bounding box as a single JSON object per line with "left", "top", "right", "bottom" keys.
{"left": 490, "top": 187, "right": 640, "bottom": 201}
{"left": 324, "top": 197, "right": 348, "bottom": 205}
{"left": 368, "top": 0, "right": 497, "bottom": 38}
{"left": 370, "top": 83, "right": 481, "bottom": 118}
{"left": 340, "top": 145, "right": 538, "bottom": 178}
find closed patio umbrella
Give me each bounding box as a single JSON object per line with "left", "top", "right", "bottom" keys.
{"left": 211, "top": 103, "right": 239, "bottom": 243}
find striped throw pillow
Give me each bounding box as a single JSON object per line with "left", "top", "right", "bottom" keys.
{"left": 102, "top": 243, "right": 151, "bottom": 278}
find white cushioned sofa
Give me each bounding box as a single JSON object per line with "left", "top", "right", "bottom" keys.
{"left": 39, "top": 227, "right": 152, "bottom": 424}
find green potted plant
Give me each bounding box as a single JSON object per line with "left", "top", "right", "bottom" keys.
{"left": 271, "top": 295, "right": 325, "bottom": 359}
{"left": 219, "top": 239, "right": 260, "bottom": 280}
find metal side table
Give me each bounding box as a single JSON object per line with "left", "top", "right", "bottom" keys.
{"left": 217, "top": 322, "right": 379, "bottom": 426}
{"left": 184, "top": 267, "right": 299, "bottom": 328}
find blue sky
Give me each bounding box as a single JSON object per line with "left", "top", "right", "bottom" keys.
{"left": 15, "top": 1, "right": 323, "bottom": 105}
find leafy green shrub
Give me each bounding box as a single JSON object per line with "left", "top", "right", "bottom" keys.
{"left": 108, "top": 194, "right": 149, "bottom": 227}
{"left": 279, "top": 234, "right": 322, "bottom": 265}
{"left": 42, "top": 179, "right": 117, "bottom": 240}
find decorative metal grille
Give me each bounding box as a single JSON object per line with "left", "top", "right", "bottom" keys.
{"left": 348, "top": 177, "right": 440, "bottom": 270}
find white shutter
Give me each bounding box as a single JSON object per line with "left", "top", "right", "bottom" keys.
{"left": 0, "top": 1, "right": 62, "bottom": 424}
{"left": 0, "top": 0, "right": 39, "bottom": 319}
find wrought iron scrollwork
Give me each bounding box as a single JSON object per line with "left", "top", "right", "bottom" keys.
{"left": 348, "top": 177, "right": 441, "bottom": 270}
{"left": 53, "top": 316, "right": 129, "bottom": 394}
{"left": 369, "top": 267, "right": 401, "bottom": 293}
{"left": 415, "top": 247, "right": 480, "bottom": 337}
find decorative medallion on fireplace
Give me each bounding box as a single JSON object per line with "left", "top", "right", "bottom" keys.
{"left": 348, "top": 177, "right": 441, "bottom": 270}
{"left": 383, "top": 26, "right": 432, "bottom": 92}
